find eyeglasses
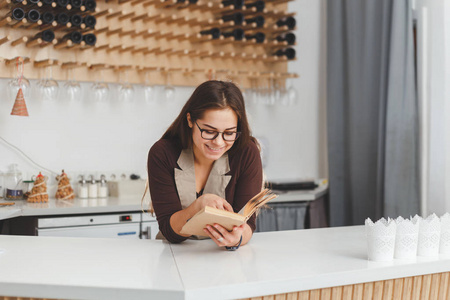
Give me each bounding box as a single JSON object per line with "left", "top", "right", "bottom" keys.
{"left": 194, "top": 121, "right": 241, "bottom": 141}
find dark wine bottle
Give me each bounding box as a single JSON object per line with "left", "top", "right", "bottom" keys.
{"left": 245, "top": 0, "right": 265, "bottom": 12}
{"left": 70, "top": 14, "right": 82, "bottom": 26}
{"left": 188, "top": 0, "right": 198, "bottom": 3}
{"left": 276, "top": 32, "right": 295, "bottom": 45}
{"left": 222, "top": 12, "right": 244, "bottom": 25}
{"left": 83, "top": 0, "right": 96, "bottom": 11}
{"left": 55, "top": 0, "right": 69, "bottom": 8}
{"left": 34, "top": 29, "right": 55, "bottom": 42}
{"left": 245, "top": 32, "right": 265, "bottom": 43}
{"left": 200, "top": 27, "right": 221, "bottom": 39}
{"left": 276, "top": 16, "right": 296, "bottom": 29}
{"left": 55, "top": 12, "right": 69, "bottom": 24}
{"left": 83, "top": 15, "right": 96, "bottom": 27}
{"left": 62, "top": 31, "right": 82, "bottom": 43}
{"left": 245, "top": 15, "right": 264, "bottom": 27}
{"left": 41, "top": 11, "right": 55, "bottom": 24}
{"left": 275, "top": 47, "right": 296, "bottom": 60}
{"left": 82, "top": 33, "right": 96, "bottom": 45}
{"left": 26, "top": 0, "right": 41, "bottom": 5}
{"left": 222, "top": 28, "right": 244, "bottom": 41}
{"left": 10, "top": 7, "right": 25, "bottom": 20}
{"left": 221, "top": 0, "right": 243, "bottom": 9}
{"left": 41, "top": 0, "right": 53, "bottom": 4}
{"left": 26, "top": 9, "right": 40, "bottom": 23}
{"left": 69, "top": 0, "right": 82, "bottom": 8}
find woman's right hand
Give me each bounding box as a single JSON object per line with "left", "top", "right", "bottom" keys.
{"left": 193, "top": 193, "right": 233, "bottom": 212}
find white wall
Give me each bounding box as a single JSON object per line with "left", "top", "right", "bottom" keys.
{"left": 416, "top": 0, "right": 450, "bottom": 216}
{"left": 0, "top": 1, "right": 327, "bottom": 191}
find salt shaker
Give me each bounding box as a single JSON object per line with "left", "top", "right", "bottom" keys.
{"left": 88, "top": 175, "right": 98, "bottom": 198}
{"left": 98, "top": 174, "right": 108, "bottom": 198}
{"left": 78, "top": 175, "right": 88, "bottom": 199}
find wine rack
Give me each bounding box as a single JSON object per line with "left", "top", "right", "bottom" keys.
{"left": 0, "top": 0, "right": 298, "bottom": 88}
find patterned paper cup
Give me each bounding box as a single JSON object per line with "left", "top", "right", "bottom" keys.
{"left": 417, "top": 214, "right": 441, "bottom": 257}
{"left": 440, "top": 213, "right": 450, "bottom": 254}
{"left": 394, "top": 216, "right": 419, "bottom": 259}
{"left": 366, "top": 218, "right": 396, "bottom": 262}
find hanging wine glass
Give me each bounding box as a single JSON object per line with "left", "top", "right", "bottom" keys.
{"left": 143, "top": 71, "right": 155, "bottom": 103}
{"left": 63, "top": 67, "right": 81, "bottom": 101}
{"left": 118, "top": 69, "right": 134, "bottom": 102}
{"left": 38, "top": 63, "right": 59, "bottom": 101}
{"left": 279, "top": 78, "right": 290, "bottom": 106}
{"left": 250, "top": 78, "right": 258, "bottom": 105}
{"left": 287, "top": 77, "right": 299, "bottom": 106}
{"left": 267, "top": 76, "right": 277, "bottom": 106}
{"left": 8, "top": 58, "right": 31, "bottom": 100}
{"left": 164, "top": 71, "right": 175, "bottom": 102}
{"left": 90, "top": 69, "right": 109, "bottom": 102}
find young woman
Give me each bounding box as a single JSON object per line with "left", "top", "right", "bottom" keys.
{"left": 147, "top": 80, "right": 263, "bottom": 250}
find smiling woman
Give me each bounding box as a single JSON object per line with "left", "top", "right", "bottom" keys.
{"left": 147, "top": 80, "right": 263, "bottom": 249}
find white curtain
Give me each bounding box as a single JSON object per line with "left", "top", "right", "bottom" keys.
{"left": 416, "top": 0, "right": 450, "bottom": 215}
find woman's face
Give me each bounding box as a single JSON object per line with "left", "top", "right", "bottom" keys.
{"left": 188, "top": 108, "right": 238, "bottom": 163}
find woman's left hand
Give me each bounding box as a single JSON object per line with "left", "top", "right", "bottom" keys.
{"left": 204, "top": 223, "right": 244, "bottom": 248}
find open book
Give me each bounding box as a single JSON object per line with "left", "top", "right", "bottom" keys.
{"left": 180, "top": 189, "right": 278, "bottom": 237}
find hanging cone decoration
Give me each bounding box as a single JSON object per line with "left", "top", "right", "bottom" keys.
{"left": 10, "top": 88, "right": 29, "bottom": 117}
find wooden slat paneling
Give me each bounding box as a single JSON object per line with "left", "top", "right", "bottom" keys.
{"left": 353, "top": 284, "right": 363, "bottom": 300}
{"left": 373, "top": 280, "right": 384, "bottom": 300}
{"left": 363, "top": 282, "right": 374, "bottom": 299}
{"left": 275, "top": 294, "right": 287, "bottom": 300}
{"left": 412, "top": 275, "right": 423, "bottom": 300}
{"left": 309, "top": 290, "right": 320, "bottom": 300}
{"left": 286, "top": 292, "right": 298, "bottom": 300}
{"left": 342, "top": 285, "right": 353, "bottom": 300}
{"left": 402, "top": 276, "right": 413, "bottom": 300}
{"left": 429, "top": 273, "right": 440, "bottom": 300}
{"left": 383, "top": 279, "right": 395, "bottom": 300}
{"left": 298, "top": 291, "right": 309, "bottom": 300}
{"left": 422, "top": 274, "right": 432, "bottom": 300}
{"left": 393, "top": 278, "right": 404, "bottom": 299}
{"left": 320, "top": 288, "right": 331, "bottom": 300}
{"left": 331, "top": 286, "right": 343, "bottom": 300}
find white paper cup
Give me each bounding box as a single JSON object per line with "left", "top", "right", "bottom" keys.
{"left": 367, "top": 234, "right": 395, "bottom": 262}
{"left": 440, "top": 213, "right": 450, "bottom": 254}
{"left": 395, "top": 233, "right": 418, "bottom": 259}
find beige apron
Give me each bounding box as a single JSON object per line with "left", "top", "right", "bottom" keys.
{"left": 155, "top": 148, "right": 232, "bottom": 240}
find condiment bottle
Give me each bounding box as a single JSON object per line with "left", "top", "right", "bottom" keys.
{"left": 4, "top": 164, "right": 23, "bottom": 200}
{"left": 98, "top": 174, "right": 108, "bottom": 198}
{"left": 78, "top": 175, "right": 88, "bottom": 199}
{"left": 88, "top": 175, "right": 97, "bottom": 198}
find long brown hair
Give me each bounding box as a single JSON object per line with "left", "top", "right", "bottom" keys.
{"left": 162, "top": 80, "right": 258, "bottom": 154}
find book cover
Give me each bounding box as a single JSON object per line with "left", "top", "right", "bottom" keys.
{"left": 180, "top": 189, "right": 277, "bottom": 237}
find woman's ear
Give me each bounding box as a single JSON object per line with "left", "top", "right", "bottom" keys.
{"left": 186, "top": 113, "right": 193, "bottom": 128}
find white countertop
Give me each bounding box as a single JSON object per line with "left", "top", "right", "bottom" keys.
{"left": 1, "top": 226, "right": 449, "bottom": 300}
{"left": 0, "top": 182, "right": 328, "bottom": 220}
